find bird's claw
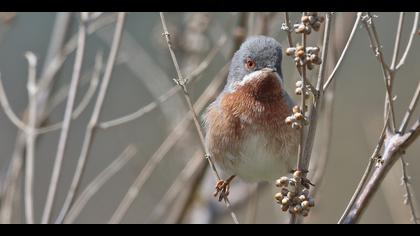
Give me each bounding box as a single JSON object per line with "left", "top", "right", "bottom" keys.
{"left": 213, "top": 175, "right": 235, "bottom": 202}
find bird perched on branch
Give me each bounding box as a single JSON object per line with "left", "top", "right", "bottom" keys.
{"left": 204, "top": 35, "right": 299, "bottom": 201}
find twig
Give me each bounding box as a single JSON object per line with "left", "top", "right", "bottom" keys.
{"left": 24, "top": 52, "right": 38, "bottom": 224}
{"left": 55, "top": 12, "right": 126, "bottom": 224}
{"left": 159, "top": 12, "right": 238, "bottom": 224}
{"left": 340, "top": 119, "right": 420, "bottom": 224}
{"left": 63, "top": 145, "right": 137, "bottom": 224}
{"left": 400, "top": 156, "right": 419, "bottom": 224}
{"left": 41, "top": 13, "right": 88, "bottom": 224}
{"left": 323, "top": 12, "right": 362, "bottom": 91}
{"left": 98, "top": 35, "right": 226, "bottom": 130}
{"left": 362, "top": 12, "right": 396, "bottom": 132}
{"left": 283, "top": 12, "right": 294, "bottom": 48}
{"left": 0, "top": 12, "right": 71, "bottom": 224}
{"left": 302, "top": 13, "right": 332, "bottom": 171}
{"left": 338, "top": 111, "right": 389, "bottom": 223}
{"left": 0, "top": 75, "right": 29, "bottom": 131}
{"left": 108, "top": 62, "right": 230, "bottom": 224}
{"left": 35, "top": 51, "right": 104, "bottom": 135}
{"left": 390, "top": 12, "right": 405, "bottom": 70}
{"left": 399, "top": 82, "right": 420, "bottom": 134}
{"left": 396, "top": 12, "right": 419, "bottom": 70}
{"left": 146, "top": 149, "right": 204, "bottom": 223}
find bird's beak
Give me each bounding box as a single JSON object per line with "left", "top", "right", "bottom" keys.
{"left": 261, "top": 67, "right": 276, "bottom": 73}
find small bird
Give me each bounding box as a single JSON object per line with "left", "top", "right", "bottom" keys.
{"left": 204, "top": 35, "right": 299, "bottom": 201}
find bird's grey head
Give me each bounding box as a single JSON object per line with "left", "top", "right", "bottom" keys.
{"left": 226, "top": 35, "right": 283, "bottom": 92}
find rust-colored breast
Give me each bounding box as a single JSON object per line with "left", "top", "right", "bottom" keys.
{"left": 205, "top": 72, "right": 295, "bottom": 166}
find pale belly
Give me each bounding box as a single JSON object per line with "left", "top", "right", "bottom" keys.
{"left": 221, "top": 132, "right": 296, "bottom": 182}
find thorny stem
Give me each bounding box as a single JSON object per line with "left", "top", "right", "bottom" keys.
{"left": 54, "top": 12, "right": 126, "bottom": 224}
{"left": 159, "top": 12, "right": 238, "bottom": 224}
{"left": 400, "top": 156, "right": 419, "bottom": 224}
{"left": 42, "top": 13, "right": 88, "bottom": 224}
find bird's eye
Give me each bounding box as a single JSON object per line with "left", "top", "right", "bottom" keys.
{"left": 245, "top": 58, "right": 256, "bottom": 70}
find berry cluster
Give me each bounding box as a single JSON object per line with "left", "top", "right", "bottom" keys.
{"left": 285, "top": 105, "right": 308, "bottom": 130}
{"left": 275, "top": 171, "right": 315, "bottom": 217}
{"left": 298, "top": 12, "right": 325, "bottom": 33}
{"left": 286, "top": 45, "right": 322, "bottom": 70}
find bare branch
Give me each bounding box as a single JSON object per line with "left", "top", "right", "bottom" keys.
{"left": 98, "top": 35, "right": 227, "bottom": 130}
{"left": 341, "top": 119, "right": 420, "bottom": 224}
{"left": 282, "top": 12, "right": 294, "bottom": 48}
{"left": 323, "top": 12, "right": 362, "bottom": 91}
{"left": 396, "top": 12, "right": 419, "bottom": 70}
{"left": 400, "top": 156, "right": 420, "bottom": 224}
{"left": 108, "top": 62, "right": 230, "bottom": 224}
{"left": 362, "top": 12, "right": 396, "bottom": 132}
{"left": 42, "top": 13, "right": 88, "bottom": 224}
{"left": 24, "top": 51, "right": 38, "bottom": 224}
{"left": 0, "top": 75, "right": 28, "bottom": 131}
{"left": 63, "top": 145, "right": 137, "bottom": 224}
{"left": 55, "top": 12, "right": 126, "bottom": 224}
{"left": 159, "top": 12, "right": 238, "bottom": 224}
{"left": 390, "top": 12, "right": 405, "bottom": 70}
{"left": 399, "top": 81, "right": 420, "bottom": 134}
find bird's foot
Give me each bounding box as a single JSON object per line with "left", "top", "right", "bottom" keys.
{"left": 213, "top": 175, "right": 236, "bottom": 202}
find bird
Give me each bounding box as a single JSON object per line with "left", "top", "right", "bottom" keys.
{"left": 203, "top": 35, "right": 299, "bottom": 201}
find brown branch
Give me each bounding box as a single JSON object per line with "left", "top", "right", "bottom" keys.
{"left": 400, "top": 156, "right": 420, "bottom": 224}
{"left": 341, "top": 119, "right": 420, "bottom": 224}
{"left": 158, "top": 12, "right": 238, "bottom": 224}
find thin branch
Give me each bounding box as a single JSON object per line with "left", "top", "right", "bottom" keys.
{"left": 24, "top": 52, "right": 37, "bottom": 224}
{"left": 146, "top": 149, "right": 204, "bottom": 223}
{"left": 98, "top": 35, "right": 227, "bottom": 130}
{"left": 41, "top": 13, "right": 88, "bottom": 224}
{"left": 302, "top": 13, "right": 332, "bottom": 171}
{"left": 35, "top": 51, "right": 104, "bottom": 135}
{"left": 159, "top": 12, "right": 238, "bottom": 224}
{"left": 338, "top": 111, "right": 389, "bottom": 223}
{"left": 400, "top": 156, "right": 419, "bottom": 224}
{"left": 390, "top": 12, "right": 405, "bottom": 70}
{"left": 341, "top": 119, "right": 420, "bottom": 224}
{"left": 55, "top": 12, "right": 126, "bottom": 224}
{"left": 396, "top": 12, "right": 419, "bottom": 70}
{"left": 63, "top": 145, "right": 137, "bottom": 224}
{"left": 0, "top": 74, "right": 29, "bottom": 131}
{"left": 399, "top": 81, "right": 420, "bottom": 134}
{"left": 362, "top": 12, "right": 396, "bottom": 132}
{"left": 323, "top": 12, "right": 362, "bottom": 91}
{"left": 283, "top": 12, "right": 294, "bottom": 48}
{"left": 108, "top": 62, "right": 230, "bottom": 224}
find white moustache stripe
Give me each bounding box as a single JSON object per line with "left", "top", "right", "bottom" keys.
{"left": 238, "top": 70, "right": 283, "bottom": 86}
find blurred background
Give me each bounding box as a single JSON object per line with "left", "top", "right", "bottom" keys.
{"left": 0, "top": 12, "right": 418, "bottom": 224}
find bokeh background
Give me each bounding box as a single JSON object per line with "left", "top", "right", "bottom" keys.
{"left": 0, "top": 12, "right": 418, "bottom": 224}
